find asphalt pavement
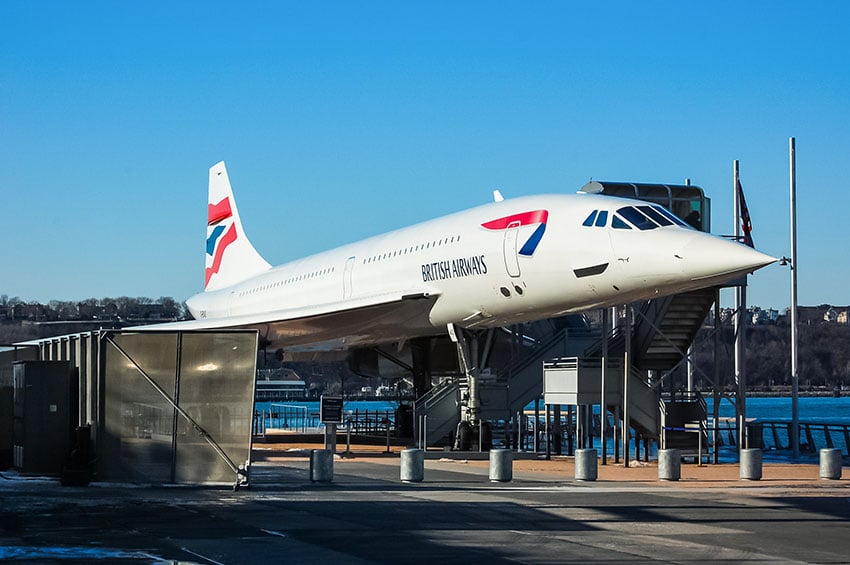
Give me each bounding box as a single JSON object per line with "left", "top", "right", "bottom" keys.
{"left": 2, "top": 454, "right": 849, "bottom": 564}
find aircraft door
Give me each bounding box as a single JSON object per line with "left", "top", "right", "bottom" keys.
{"left": 228, "top": 291, "right": 237, "bottom": 317}
{"left": 343, "top": 256, "right": 356, "bottom": 299}
{"left": 503, "top": 221, "right": 521, "bottom": 278}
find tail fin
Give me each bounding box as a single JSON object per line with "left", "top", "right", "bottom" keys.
{"left": 204, "top": 161, "right": 271, "bottom": 291}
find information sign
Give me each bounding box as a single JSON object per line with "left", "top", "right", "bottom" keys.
{"left": 320, "top": 395, "right": 344, "bottom": 424}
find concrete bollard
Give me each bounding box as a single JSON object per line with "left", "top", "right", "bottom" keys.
{"left": 400, "top": 448, "right": 425, "bottom": 482}
{"left": 658, "top": 449, "right": 681, "bottom": 481}
{"left": 574, "top": 448, "right": 598, "bottom": 481}
{"left": 819, "top": 448, "right": 842, "bottom": 480}
{"left": 310, "top": 449, "right": 333, "bottom": 482}
{"left": 740, "top": 448, "right": 763, "bottom": 480}
{"left": 489, "top": 449, "right": 513, "bottom": 482}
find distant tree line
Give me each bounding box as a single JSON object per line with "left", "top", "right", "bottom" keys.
{"left": 0, "top": 295, "right": 189, "bottom": 343}
{"left": 0, "top": 294, "right": 187, "bottom": 321}
{"left": 691, "top": 321, "right": 850, "bottom": 392}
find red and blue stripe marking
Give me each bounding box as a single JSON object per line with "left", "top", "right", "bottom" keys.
{"left": 481, "top": 210, "right": 548, "bottom": 256}
{"left": 205, "top": 197, "right": 236, "bottom": 286}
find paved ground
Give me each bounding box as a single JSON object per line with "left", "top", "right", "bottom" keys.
{"left": 2, "top": 447, "right": 849, "bottom": 564}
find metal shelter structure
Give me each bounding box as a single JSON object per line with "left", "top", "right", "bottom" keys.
{"left": 2, "top": 329, "right": 257, "bottom": 487}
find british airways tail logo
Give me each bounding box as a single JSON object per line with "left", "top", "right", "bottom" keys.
{"left": 481, "top": 210, "right": 549, "bottom": 256}
{"left": 205, "top": 197, "right": 236, "bottom": 286}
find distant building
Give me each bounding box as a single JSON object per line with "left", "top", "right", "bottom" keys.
{"left": 11, "top": 303, "right": 50, "bottom": 321}
{"left": 749, "top": 307, "right": 780, "bottom": 325}
{"left": 77, "top": 303, "right": 105, "bottom": 320}
{"left": 795, "top": 305, "right": 850, "bottom": 325}
{"left": 255, "top": 367, "right": 307, "bottom": 401}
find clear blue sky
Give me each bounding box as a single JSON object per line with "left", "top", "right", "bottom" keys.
{"left": 2, "top": 2, "right": 848, "bottom": 309}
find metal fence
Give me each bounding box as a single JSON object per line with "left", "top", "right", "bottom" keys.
{"left": 253, "top": 408, "right": 396, "bottom": 436}
{"left": 714, "top": 419, "right": 850, "bottom": 456}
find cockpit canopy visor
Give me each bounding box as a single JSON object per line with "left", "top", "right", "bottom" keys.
{"left": 609, "top": 205, "right": 692, "bottom": 230}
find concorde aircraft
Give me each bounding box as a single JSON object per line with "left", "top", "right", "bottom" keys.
{"left": 161, "top": 161, "right": 774, "bottom": 352}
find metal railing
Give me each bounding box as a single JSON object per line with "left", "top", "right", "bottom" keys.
{"left": 251, "top": 407, "right": 395, "bottom": 437}
{"left": 344, "top": 409, "right": 395, "bottom": 434}
{"left": 661, "top": 421, "right": 708, "bottom": 464}
{"left": 268, "top": 404, "right": 310, "bottom": 432}
{"left": 413, "top": 378, "right": 461, "bottom": 446}
{"left": 711, "top": 419, "right": 850, "bottom": 456}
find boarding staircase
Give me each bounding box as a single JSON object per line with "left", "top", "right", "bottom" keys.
{"left": 413, "top": 287, "right": 719, "bottom": 447}
{"left": 484, "top": 327, "right": 599, "bottom": 417}
{"left": 660, "top": 391, "right": 708, "bottom": 456}
{"left": 577, "top": 288, "right": 717, "bottom": 439}
{"left": 413, "top": 322, "right": 597, "bottom": 447}
{"left": 578, "top": 287, "right": 717, "bottom": 439}
{"left": 633, "top": 287, "right": 716, "bottom": 370}
{"left": 541, "top": 356, "right": 662, "bottom": 439}
{"left": 584, "top": 288, "right": 715, "bottom": 370}
{"left": 621, "top": 367, "right": 664, "bottom": 437}
{"left": 412, "top": 377, "right": 463, "bottom": 448}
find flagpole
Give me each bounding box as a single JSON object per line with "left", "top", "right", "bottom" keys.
{"left": 733, "top": 161, "right": 747, "bottom": 451}
{"left": 789, "top": 137, "right": 799, "bottom": 459}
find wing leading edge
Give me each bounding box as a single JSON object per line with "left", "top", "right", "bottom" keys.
{"left": 136, "top": 289, "right": 441, "bottom": 350}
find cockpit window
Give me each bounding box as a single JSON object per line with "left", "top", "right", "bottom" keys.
{"left": 652, "top": 205, "right": 691, "bottom": 228}
{"left": 638, "top": 205, "right": 673, "bottom": 226}
{"left": 616, "top": 206, "right": 658, "bottom": 230}
{"left": 595, "top": 210, "right": 608, "bottom": 227}
{"left": 582, "top": 211, "right": 598, "bottom": 227}
{"left": 612, "top": 216, "right": 631, "bottom": 229}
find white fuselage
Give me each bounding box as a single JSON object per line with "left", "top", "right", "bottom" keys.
{"left": 185, "top": 192, "right": 773, "bottom": 349}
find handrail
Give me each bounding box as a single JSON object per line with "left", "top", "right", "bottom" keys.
{"left": 583, "top": 325, "right": 627, "bottom": 358}
{"left": 501, "top": 327, "right": 603, "bottom": 381}
{"left": 501, "top": 329, "right": 568, "bottom": 378}
{"left": 414, "top": 377, "right": 459, "bottom": 413}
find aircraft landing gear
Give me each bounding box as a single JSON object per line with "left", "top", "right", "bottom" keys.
{"left": 453, "top": 420, "right": 493, "bottom": 451}
{"left": 448, "top": 323, "right": 495, "bottom": 451}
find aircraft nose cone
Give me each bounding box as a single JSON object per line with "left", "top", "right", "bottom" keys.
{"left": 679, "top": 234, "right": 777, "bottom": 283}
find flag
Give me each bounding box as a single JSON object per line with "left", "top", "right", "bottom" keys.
{"left": 736, "top": 178, "right": 755, "bottom": 248}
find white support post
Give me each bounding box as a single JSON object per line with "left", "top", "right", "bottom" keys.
{"left": 789, "top": 137, "right": 800, "bottom": 459}
{"left": 600, "top": 307, "right": 608, "bottom": 465}
{"left": 623, "top": 305, "right": 631, "bottom": 469}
